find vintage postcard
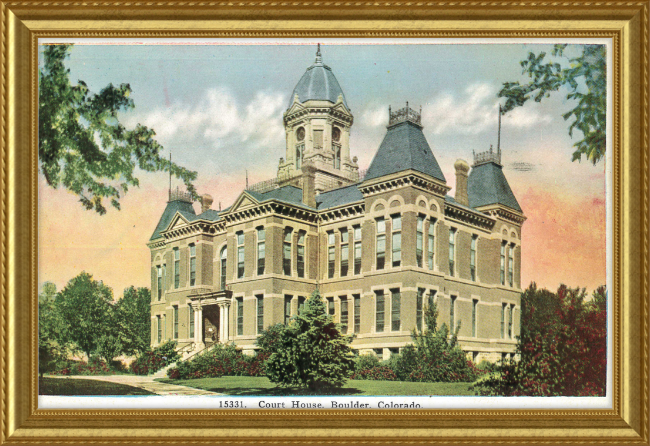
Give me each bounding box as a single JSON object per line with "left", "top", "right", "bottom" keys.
{"left": 37, "top": 39, "right": 610, "bottom": 410}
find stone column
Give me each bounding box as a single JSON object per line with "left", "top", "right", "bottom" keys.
{"left": 218, "top": 304, "right": 225, "bottom": 343}
{"left": 223, "top": 304, "right": 230, "bottom": 343}
{"left": 193, "top": 304, "right": 200, "bottom": 345}
{"left": 196, "top": 305, "right": 204, "bottom": 348}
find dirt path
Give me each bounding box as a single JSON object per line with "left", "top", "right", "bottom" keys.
{"left": 47, "top": 374, "right": 221, "bottom": 396}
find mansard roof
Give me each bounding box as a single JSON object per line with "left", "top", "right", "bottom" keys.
{"left": 246, "top": 185, "right": 307, "bottom": 208}
{"left": 149, "top": 199, "right": 197, "bottom": 241}
{"left": 289, "top": 46, "right": 348, "bottom": 109}
{"left": 316, "top": 183, "right": 363, "bottom": 210}
{"left": 468, "top": 161, "right": 522, "bottom": 212}
{"left": 364, "top": 121, "right": 446, "bottom": 183}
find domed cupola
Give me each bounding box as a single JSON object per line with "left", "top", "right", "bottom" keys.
{"left": 288, "top": 44, "right": 349, "bottom": 109}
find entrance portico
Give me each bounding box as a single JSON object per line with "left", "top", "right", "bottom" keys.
{"left": 188, "top": 287, "right": 233, "bottom": 350}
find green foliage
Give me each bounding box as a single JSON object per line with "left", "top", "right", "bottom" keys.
{"left": 473, "top": 284, "right": 607, "bottom": 396}
{"left": 499, "top": 44, "right": 606, "bottom": 165}
{"left": 168, "top": 343, "right": 266, "bottom": 379}
{"left": 353, "top": 354, "right": 381, "bottom": 372}
{"left": 130, "top": 340, "right": 179, "bottom": 375}
{"left": 50, "top": 356, "right": 114, "bottom": 376}
{"left": 39, "top": 44, "right": 198, "bottom": 214}
{"left": 264, "top": 290, "right": 355, "bottom": 391}
{"left": 54, "top": 272, "right": 114, "bottom": 360}
{"left": 113, "top": 287, "right": 151, "bottom": 356}
{"left": 38, "top": 282, "right": 70, "bottom": 376}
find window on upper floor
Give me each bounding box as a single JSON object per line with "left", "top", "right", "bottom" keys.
{"left": 173, "top": 248, "right": 180, "bottom": 289}
{"left": 448, "top": 228, "right": 456, "bottom": 276}
{"left": 297, "top": 231, "right": 306, "bottom": 278}
{"left": 376, "top": 218, "right": 386, "bottom": 270}
{"left": 220, "top": 246, "right": 227, "bottom": 290}
{"left": 353, "top": 225, "right": 362, "bottom": 275}
{"left": 327, "top": 231, "right": 336, "bottom": 279}
{"left": 283, "top": 228, "right": 293, "bottom": 276}
{"left": 189, "top": 244, "right": 196, "bottom": 286}
{"left": 392, "top": 215, "right": 401, "bottom": 268}
{"left": 416, "top": 215, "right": 424, "bottom": 268}
{"left": 237, "top": 232, "right": 245, "bottom": 279}
{"left": 470, "top": 235, "right": 478, "bottom": 282}
{"left": 508, "top": 244, "right": 515, "bottom": 287}
{"left": 156, "top": 266, "right": 162, "bottom": 301}
{"left": 340, "top": 229, "right": 349, "bottom": 277}
{"left": 500, "top": 242, "right": 507, "bottom": 286}
{"left": 428, "top": 219, "right": 435, "bottom": 270}
{"left": 257, "top": 227, "right": 265, "bottom": 276}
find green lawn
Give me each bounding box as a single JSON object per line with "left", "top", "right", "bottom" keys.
{"left": 157, "top": 376, "right": 476, "bottom": 396}
{"left": 39, "top": 377, "right": 154, "bottom": 396}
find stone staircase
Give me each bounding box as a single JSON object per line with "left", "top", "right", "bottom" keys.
{"left": 151, "top": 362, "right": 177, "bottom": 379}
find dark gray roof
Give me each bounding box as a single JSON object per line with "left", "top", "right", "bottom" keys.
{"left": 364, "top": 121, "right": 446, "bottom": 183}
{"left": 316, "top": 184, "right": 363, "bottom": 210}
{"left": 289, "top": 61, "right": 348, "bottom": 109}
{"left": 149, "top": 199, "right": 196, "bottom": 241}
{"left": 468, "top": 162, "right": 522, "bottom": 212}
{"left": 247, "top": 185, "right": 308, "bottom": 208}
{"left": 197, "top": 209, "right": 221, "bottom": 222}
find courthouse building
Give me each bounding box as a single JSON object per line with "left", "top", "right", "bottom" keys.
{"left": 147, "top": 46, "right": 526, "bottom": 362}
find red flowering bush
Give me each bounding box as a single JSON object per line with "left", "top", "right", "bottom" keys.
{"left": 168, "top": 343, "right": 267, "bottom": 379}
{"left": 351, "top": 366, "right": 397, "bottom": 381}
{"left": 473, "top": 284, "right": 607, "bottom": 396}
{"left": 50, "top": 357, "right": 114, "bottom": 376}
{"left": 130, "top": 340, "right": 179, "bottom": 375}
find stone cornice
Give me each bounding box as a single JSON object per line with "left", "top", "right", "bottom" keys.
{"left": 284, "top": 106, "right": 353, "bottom": 127}
{"left": 318, "top": 202, "right": 365, "bottom": 223}
{"left": 476, "top": 204, "right": 527, "bottom": 226}
{"left": 358, "top": 170, "right": 451, "bottom": 198}
{"left": 444, "top": 201, "right": 496, "bottom": 230}
{"left": 222, "top": 201, "right": 318, "bottom": 225}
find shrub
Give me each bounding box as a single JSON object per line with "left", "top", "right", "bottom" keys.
{"left": 168, "top": 343, "right": 265, "bottom": 380}
{"left": 354, "top": 354, "right": 381, "bottom": 372}
{"left": 50, "top": 356, "right": 114, "bottom": 376}
{"left": 473, "top": 284, "right": 607, "bottom": 396}
{"left": 264, "top": 289, "right": 355, "bottom": 391}
{"left": 351, "top": 365, "right": 397, "bottom": 381}
{"left": 130, "top": 340, "right": 179, "bottom": 375}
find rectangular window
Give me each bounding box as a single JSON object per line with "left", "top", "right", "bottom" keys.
{"left": 313, "top": 129, "right": 323, "bottom": 149}
{"left": 391, "top": 289, "right": 401, "bottom": 332}
{"left": 283, "top": 228, "right": 292, "bottom": 276}
{"left": 189, "top": 305, "right": 194, "bottom": 339}
{"left": 470, "top": 235, "right": 477, "bottom": 282}
{"left": 392, "top": 215, "right": 401, "bottom": 267}
{"left": 340, "top": 297, "right": 348, "bottom": 334}
{"left": 501, "top": 303, "right": 506, "bottom": 338}
{"left": 428, "top": 220, "right": 435, "bottom": 270}
{"left": 173, "top": 305, "right": 178, "bottom": 339}
{"left": 354, "top": 226, "right": 362, "bottom": 275}
{"left": 284, "top": 295, "right": 292, "bottom": 324}
{"left": 257, "top": 228, "right": 265, "bottom": 275}
{"left": 237, "top": 232, "right": 245, "bottom": 279}
{"left": 257, "top": 295, "right": 264, "bottom": 334}
{"left": 375, "top": 290, "right": 385, "bottom": 333}
{"left": 354, "top": 294, "right": 361, "bottom": 334}
{"left": 220, "top": 248, "right": 227, "bottom": 290}
{"left": 162, "top": 264, "right": 166, "bottom": 293}
{"left": 297, "top": 231, "right": 305, "bottom": 278}
{"left": 472, "top": 299, "right": 478, "bottom": 337}
{"left": 328, "top": 231, "right": 335, "bottom": 279}
{"left": 163, "top": 314, "right": 166, "bottom": 340}
{"left": 328, "top": 298, "right": 335, "bottom": 317}
{"left": 237, "top": 298, "right": 244, "bottom": 336}
{"left": 157, "top": 315, "right": 162, "bottom": 343}
{"left": 416, "top": 288, "right": 424, "bottom": 332}
{"left": 450, "top": 295, "right": 456, "bottom": 332}
{"left": 340, "top": 229, "right": 349, "bottom": 277}
{"left": 173, "top": 248, "right": 180, "bottom": 288}
{"left": 509, "top": 304, "right": 514, "bottom": 338}
{"left": 376, "top": 218, "right": 386, "bottom": 270}
{"left": 416, "top": 216, "right": 424, "bottom": 267}
{"left": 508, "top": 244, "right": 514, "bottom": 287}
{"left": 157, "top": 266, "right": 162, "bottom": 301}
{"left": 189, "top": 244, "right": 196, "bottom": 286}
{"left": 298, "top": 296, "right": 306, "bottom": 314}
{"left": 501, "top": 242, "right": 506, "bottom": 285}
{"left": 448, "top": 228, "right": 456, "bottom": 276}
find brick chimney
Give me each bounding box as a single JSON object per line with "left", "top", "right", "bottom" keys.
{"left": 200, "top": 194, "right": 213, "bottom": 213}
{"left": 301, "top": 161, "right": 317, "bottom": 208}
{"left": 454, "top": 159, "right": 470, "bottom": 207}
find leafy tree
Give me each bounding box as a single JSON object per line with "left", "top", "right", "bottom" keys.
{"left": 39, "top": 44, "right": 198, "bottom": 214}
{"left": 38, "top": 282, "right": 69, "bottom": 377}
{"left": 54, "top": 272, "right": 114, "bottom": 360}
{"left": 498, "top": 44, "right": 606, "bottom": 164}
{"left": 473, "top": 284, "right": 607, "bottom": 396}
{"left": 264, "top": 290, "right": 355, "bottom": 391}
{"left": 113, "top": 286, "right": 151, "bottom": 356}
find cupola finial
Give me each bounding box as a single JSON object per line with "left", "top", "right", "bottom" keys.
{"left": 315, "top": 43, "right": 322, "bottom": 64}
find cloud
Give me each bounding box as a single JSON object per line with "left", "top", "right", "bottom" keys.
{"left": 124, "top": 87, "right": 287, "bottom": 174}
{"left": 361, "top": 104, "right": 388, "bottom": 128}
{"left": 421, "top": 83, "right": 552, "bottom": 135}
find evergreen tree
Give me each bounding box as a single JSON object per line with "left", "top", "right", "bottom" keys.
{"left": 264, "top": 290, "right": 355, "bottom": 391}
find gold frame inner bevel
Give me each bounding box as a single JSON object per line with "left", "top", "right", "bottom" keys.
{"left": 3, "top": 3, "right": 648, "bottom": 444}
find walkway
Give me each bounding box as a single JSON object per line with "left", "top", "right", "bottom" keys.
{"left": 48, "top": 374, "right": 221, "bottom": 395}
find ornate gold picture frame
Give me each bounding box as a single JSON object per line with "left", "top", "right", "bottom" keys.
{"left": 3, "top": 2, "right": 648, "bottom": 444}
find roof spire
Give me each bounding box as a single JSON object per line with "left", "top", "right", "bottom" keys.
{"left": 315, "top": 43, "right": 322, "bottom": 64}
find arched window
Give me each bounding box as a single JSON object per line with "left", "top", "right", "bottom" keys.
{"left": 220, "top": 246, "right": 227, "bottom": 290}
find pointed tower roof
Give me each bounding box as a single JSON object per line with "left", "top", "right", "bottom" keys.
{"left": 468, "top": 149, "right": 522, "bottom": 212}
{"left": 149, "top": 190, "right": 196, "bottom": 241}
{"left": 364, "top": 104, "right": 446, "bottom": 183}
{"left": 289, "top": 44, "right": 348, "bottom": 109}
